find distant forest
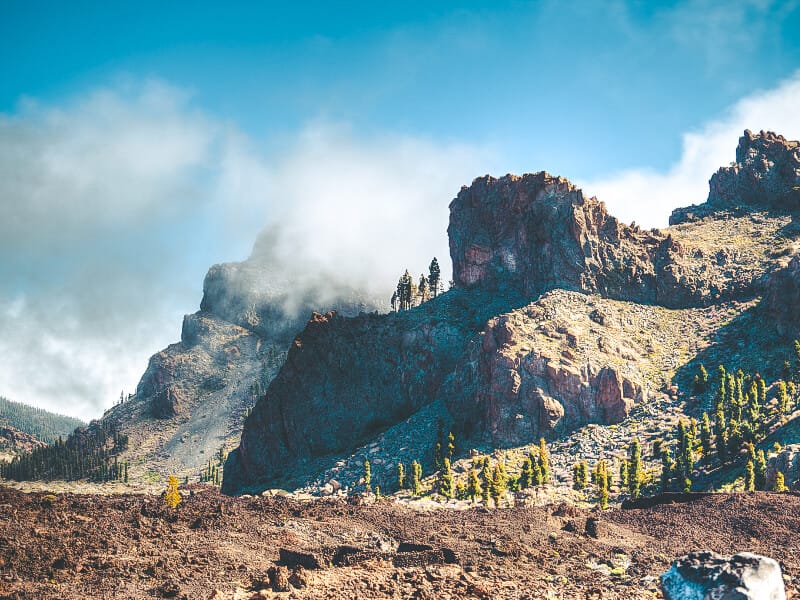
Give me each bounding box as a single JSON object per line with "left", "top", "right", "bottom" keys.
{"left": 0, "top": 396, "right": 86, "bottom": 444}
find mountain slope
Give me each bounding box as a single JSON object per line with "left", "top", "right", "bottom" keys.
{"left": 223, "top": 129, "right": 800, "bottom": 495}
{"left": 0, "top": 397, "right": 85, "bottom": 445}
{"left": 98, "top": 233, "right": 386, "bottom": 481}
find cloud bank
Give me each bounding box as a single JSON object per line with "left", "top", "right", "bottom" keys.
{"left": 0, "top": 82, "right": 490, "bottom": 420}
{"left": 581, "top": 71, "right": 800, "bottom": 228}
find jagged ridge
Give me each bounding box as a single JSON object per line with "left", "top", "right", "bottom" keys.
{"left": 224, "top": 130, "right": 800, "bottom": 495}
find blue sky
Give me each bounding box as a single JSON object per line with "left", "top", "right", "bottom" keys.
{"left": 1, "top": 0, "right": 800, "bottom": 419}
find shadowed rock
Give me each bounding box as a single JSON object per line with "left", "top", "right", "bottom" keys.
{"left": 661, "top": 550, "right": 785, "bottom": 600}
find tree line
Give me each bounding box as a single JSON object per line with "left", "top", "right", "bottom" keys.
{"left": 0, "top": 420, "right": 129, "bottom": 482}
{"left": 391, "top": 258, "right": 444, "bottom": 311}
{"left": 0, "top": 396, "right": 86, "bottom": 445}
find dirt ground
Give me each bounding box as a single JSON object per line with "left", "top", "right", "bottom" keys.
{"left": 1, "top": 485, "right": 799, "bottom": 600}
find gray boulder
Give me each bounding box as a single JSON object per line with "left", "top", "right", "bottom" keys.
{"left": 662, "top": 550, "right": 785, "bottom": 600}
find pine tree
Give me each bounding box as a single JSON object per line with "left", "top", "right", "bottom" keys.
{"left": 619, "top": 459, "right": 629, "bottom": 487}
{"left": 362, "top": 460, "right": 371, "bottom": 493}
{"left": 700, "top": 412, "right": 713, "bottom": 458}
{"left": 676, "top": 420, "right": 694, "bottom": 481}
{"left": 718, "top": 365, "right": 728, "bottom": 406}
{"left": 595, "top": 460, "right": 609, "bottom": 509}
{"left": 532, "top": 462, "right": 543, "bottom": 487}
{"left": 164, "top": 475, "right": 182, "bottom": 509}
{"left": 481, "top": 457, "right": 492, "bottom": 489}
{"left": 774, "top": 471, "right": 788, "bottom": 492}
{"left": 538, "top": 438, "right": 550, "bottom": 484}
{"left": 778, "top": 381, "right": 790, "bottom": 415}
{"left": 756, "top": 375, "right": 766, "bottom": 405}
{"left": 418, "top": 274, "right": 429, "bottom": 303}
{"left": 727, "top": 420, "right": 743, "bottom": 458}
{"left": 628, "top": 439, "right": 643, "bottom": 499}
{"left": 397, "top": 463, "right": 405, "bottom": 490}
{"left": 573, "top": 461, "right": 589, "bottom": 490}
{"left": 467, "top": 469, "right": 481, "bottom": 502}
{"left": 439, "top": 458, "right": 454, "bottom": 499}
{"left": 755, "top": 450, "right": 767, "bottom": 490}
{"left": 661, "top": 447, "right": 674, "bottom": 492}
{"left": 411, "top": 460, "right": 422, "bottom": 496}
{"left": 519, "top": 458, "right": 533, "bottom": 489}
{"left": 744, "top": 460, "right": 755, "bottom": 491}
{"left": 428, "top": 258, "right": 441, "bottom": 298}
{"left": 693, "top": 364, "right": 709, "bottom": 394}
{"left": 447, "top": 432, "right": 456, "bottom": 460}
{"left": 489, "top": 463, "right": 507, "bottom": 507}
{"left": 795, "top": 340, "right": 800, "bottom": 378}
{"left": 715, "top": 405, "right": 728, "bottom": 461}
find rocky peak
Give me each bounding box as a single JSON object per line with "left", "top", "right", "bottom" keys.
{"left": 448, "top": 170, "right": 768, "bottom": 308}
{"left": 672, "top": 129, "right": 800, "bottom": 224}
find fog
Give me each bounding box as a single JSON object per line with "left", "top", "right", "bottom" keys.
{"left": 0, "top": 81, "right": 492, "bottom": 419}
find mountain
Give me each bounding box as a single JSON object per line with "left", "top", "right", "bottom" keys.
{"left": 93, "top": 231, "right": 386, "bottom": 481}
{"left": 0, "top": 396, "right": 85, "bottom": 445}
{"left": 0, "top": 397, "right": 85, "bottom": 464}
{"left": 223, "top": 129, "right": 800, "bottom": 495}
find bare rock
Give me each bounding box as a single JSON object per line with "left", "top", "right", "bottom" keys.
{"left": 765, "top": 444, "right": 800, "bottom": 491}
{"left": 267, "top": 565, "right": 291, "bottom": 592}
{"left": 672, "top": 130, "right": 800, "bottom": 223}
{"left": 763, "top": 255, "right": 800, "bottom": 336}
{"left": 661, "top": 550, "right": 785, "bottom": 600}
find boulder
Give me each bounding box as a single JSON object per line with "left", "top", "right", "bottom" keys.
{"left": 661, "top": 551, "right": 785, "bottom": 600}
{"left": 765, "top": 444, "right": 800, "bottom": 491}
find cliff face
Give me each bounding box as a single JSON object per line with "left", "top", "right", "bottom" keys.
{"left": 763, "top": 254, "right": 800, "bottom": 336}
{"left": 448, "top": 172, "right": 762, "bottom": 308}
{"left": 222, "top": 290, "right": 523, "bottom": 492}
{"left": 103, "top": 234, "right": 383, "bottom": 480}
{"left": 224, "top": 131, "right": 800, "bottom": 495}
{"left": 671, "top": 130, "right": 800, "bottom": 224}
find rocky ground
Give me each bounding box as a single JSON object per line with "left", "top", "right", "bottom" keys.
{"left": 1, "top": 485, "right": 799, "bottom": 599}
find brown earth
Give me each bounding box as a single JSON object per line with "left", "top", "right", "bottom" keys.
{"left": 2, "top": 486, "right": 799, "bottom": 600}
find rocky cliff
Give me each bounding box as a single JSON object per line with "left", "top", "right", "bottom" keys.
{"left": 101, "top": 231, "right": 383, "bottom": 480}
{"left": 225, "top": 130, "right": 800, "bottom": 495}
{"left": 763, "top": 254, "right": 800, "bottom": 336}
{"left": 670, "top": 129, "right": 800, "bottom": 224}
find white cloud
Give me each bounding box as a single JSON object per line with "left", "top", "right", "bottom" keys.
{"left": 581, "top": 71, "right": 800, "bottom": 228}
{"left": 0, "top": 82, "right": 491, "bottom": 421}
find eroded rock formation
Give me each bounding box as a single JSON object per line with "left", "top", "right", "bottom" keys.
{"left": 671, "top": 130, "right": 800, "bottom": 224}
{"left": 223, "top": 131, "right": 800, "bottom": 494}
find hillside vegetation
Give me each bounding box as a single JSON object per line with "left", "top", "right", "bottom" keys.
{"left": 0, "top": 396, "right": 85, "bottom": 444}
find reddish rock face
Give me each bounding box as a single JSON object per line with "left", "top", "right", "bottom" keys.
{"left": 447, "top": 171, "right": 763, "bottom": 309}
{"left": 672, "top": 130, "right": 800, "bottom": 224}
{"left": 445, "top": 296, "right": 644, "bottom": 448}
{"left": 710, "top": 129, "right": 800, "bottom": 210}
{"left": 224, "top": 131, "right": 800, "bottom": 494}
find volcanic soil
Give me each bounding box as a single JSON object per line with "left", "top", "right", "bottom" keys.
{"left": 1, "top": 486, "right": 799, "bottom": 599}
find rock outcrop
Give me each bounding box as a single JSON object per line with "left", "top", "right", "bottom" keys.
{"left": 224, "top": 132, "right": 800, "bottom": 494}
{"left": 0, "top": 425, "right": 46, "bottom": 457}
{"left": 101, "top": 231, "right": 383, "bottom": 480}
{"left": 671, "top": 130, "right": 800, "bottom": 224}
{"left": 765, "top": 444, "right": 800, "bottom": 491}
{"left": 445, "top": 292, "right": 653, "bottom": 447}
{"left": 763, "top": 255, "right": 800, "bottom": 336}
{"left": 449, "top": 171, "right": 765, "bottom": 308}
{"left": 223, "top": 290, "right": 514, "bottom": 493}
{"left": 662, "top": 551, "right": 786, "bottom": 600}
